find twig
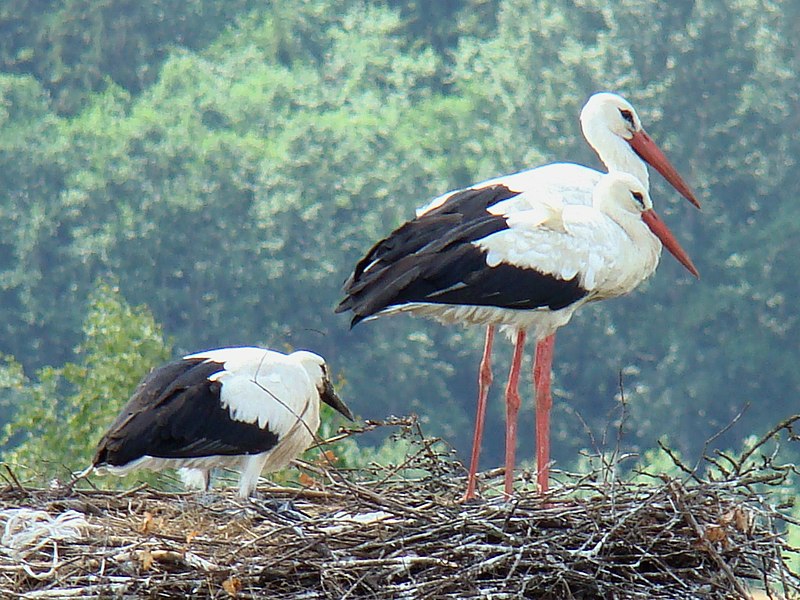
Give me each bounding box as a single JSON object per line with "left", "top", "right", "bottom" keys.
{"left": 668, "top": 481, "right": 753, "bottom": 600}
{"left": 0, "top": 416, "right": 796, "bottom": 598}
{"left": 736, "top": 414, "right": 800, "bottom": 474}
{"left": 3, "top": 465, "right": 27, "bottom": 492}
{"left": 657, "top": 439, "right": 703, "bottom": 483}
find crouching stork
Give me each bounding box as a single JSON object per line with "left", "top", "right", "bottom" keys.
{"left": 91, "top": 347, "right": 354, "bottom": 497}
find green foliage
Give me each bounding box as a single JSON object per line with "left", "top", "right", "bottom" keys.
{"left": 444, "top": 0, "right": 800, "bottom": 463}
{"left": 0, "top": 281, "right": 172, "bottom": 483}
{"left": 788, "top": 503, "right": 800, "bottom": 574}
{"left": 314, "top": 414, "right": 434, "bottom": 478}
{"left": 0, "top": 0, "right": 259, "bottom": 114}
{"left": 0, "top": 0, "right": 797, "bottom": 485}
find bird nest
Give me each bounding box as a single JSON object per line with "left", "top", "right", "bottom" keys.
{"left": 0, "top": 416, "right": 798, "bottom": 599}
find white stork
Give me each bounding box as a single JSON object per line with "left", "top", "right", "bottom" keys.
{"left": 336, "top": 171, "right": 698, "bottom": 498}
{"left": 91, "top": 347, "right": 354, "bottom": 497}
{"left": 340, "top": 92, "right": 700, "bottom": 499}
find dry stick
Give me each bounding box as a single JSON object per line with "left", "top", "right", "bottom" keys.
{"left": 675, "top": 403, "right": 753, "bottom": 483}
{"left": 703, "top": 453, "right": 732, "bottom": 479}
{"left": 17, "top": 583, "right": 131, "bottom": 598}
{"left": 503, "top": 546, "right": 526, "bottom": 584}
{"left": 562, "top": 404, "right": 602, "bottom": 474}
{"left": 704, "top": 402, "right": 751, "bottom": 448}
{"left": 307, "top": 417, "right": 409, "bottom": 449}
{"left": 657, "top": 439, "right": 701, "bottom": 482}
{"left": 735, "top": 414, "right": 800, "bottom": 475}
{"left": 115, "top": 483, "right": 149, "bottom": 498}
{"left": 373, "top": 435, "right": 445, "bottom": 488}
{"left": 325, "top": 556, "right": 458, "bottom": 570}
{"left": 3, "top": 465, "right": 27, "bottom": 492}
{"left": 0, "top": 470, "right": 15, "bottom": 491}
{"left": 296, "top": 459, "right": 428, "bottom": 519}
{"left": 344, "top": 481, "right": 428, "bottom": 519}
{"left": 763, "top": 510, "right": 787, "bottom": 600}
{"left": 716, "top": 449, "right": 743, "bottom": 474}
{"left": 247, "top": 483, "right": 342, "bottom": 500}
{"left": 668, "top": 481, "right": 753, "bottom": 600}
{"left": 2, "top": 416, "right": 799, "bottom": 598}
{"left": 238, "top": 533, "right": 327, "bottom": 570}
{"left": 606, "top": 370, "right": 630, "bottom": 483}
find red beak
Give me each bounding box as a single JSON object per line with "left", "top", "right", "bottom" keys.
{"left": 629, "top": 129, "right": 701, "bottom": 209}
{"left": 641, "top": 209, "right": 700, "bottom": 278}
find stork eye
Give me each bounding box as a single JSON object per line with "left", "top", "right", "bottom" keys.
{"left": 619, "top": 109, "right": 635, "bottom": 126}
{"left": 631, "top": 191, "right": 644, "bottom": 206}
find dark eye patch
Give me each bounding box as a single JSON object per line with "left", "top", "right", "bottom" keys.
{"left": 619, "top": 108, "right": 635, "bottom": 125}
{"left": 631, "top": 191, "right": 644, "bottom": 206}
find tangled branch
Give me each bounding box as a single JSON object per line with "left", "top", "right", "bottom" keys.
{"left": 0, "top": 416, "right": 797, "bottom": 599}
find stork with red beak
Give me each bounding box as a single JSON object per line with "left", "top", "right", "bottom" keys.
{"left": 339, "top": 92, "right": 700, "bottom": 499}
{"left": 337, "top": 171, "right": 697, "bottom": 496}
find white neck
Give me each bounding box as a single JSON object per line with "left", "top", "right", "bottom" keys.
{"left": 583, "top": 122, "right": 650, "bottom": 189}
{"left": 597, "top": 208, "right": 662, "bottom": 297}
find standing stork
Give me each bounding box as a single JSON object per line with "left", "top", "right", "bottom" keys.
{"left": 341, "top": 92, "right": 700, "bottom": 499}
{"left": 91, "top": 347, "right": 354, "bottom": 497}
{"left": 337, "top": 172, "right": 698, "bottom": 498}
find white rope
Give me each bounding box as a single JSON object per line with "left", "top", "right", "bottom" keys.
{"left": 0, "top": 508, "right": 90, "bottom": 579}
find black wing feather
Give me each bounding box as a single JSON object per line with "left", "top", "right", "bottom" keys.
{"left": 344, "top": 185, "right": 521, "bottom": 286}
{"left": 337, "top": 185, "right": 588, "bottom": 325}
{"left": 93, "top": 358, "right": 279, "bottom": 468}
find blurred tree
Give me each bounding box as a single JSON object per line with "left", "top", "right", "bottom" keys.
{"left": 0, "top": 0, "right": 258, "bottom": 114}
{"left": 0, "top": 74, "right": 72, "bottom": 366}
{"left": 0, "top": 2, "right": 481, "bottom": 441}
{"left": 0, "top": 0, "right": 797, "bottom": 475}
{"left": 0, "top": 281, "right": 172, "bottom": 481}
{"left": 447, "top": 0, "right": 800, "bottom": 464}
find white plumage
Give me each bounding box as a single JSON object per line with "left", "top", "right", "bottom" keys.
{"left": 352, "top": 172, "right": 696, "bottom": 336}
{"left": 189, "top": 347, "right": 320, "bottom": 433}
{"left": 91, "top": 347, "right": 353, "bottom": 498}
{"left": 338, "top": 113, "right": 700, "bottom": 499}
{"left": 478, "top": 177, "right": 664, "bottom": 300}
{"left": 418, "top": 92, "right": 699, "bottom": 218}
{"left": 393, "top": 91, "right": 701, "bottom": 499}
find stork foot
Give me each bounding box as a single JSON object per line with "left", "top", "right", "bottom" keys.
{"left": 459, "top": 490, "right": 484, "bottom": 505}
{"left": 248, "top": 497, "right": 309, "bottom": 523}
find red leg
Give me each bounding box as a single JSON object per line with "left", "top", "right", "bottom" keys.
{"left": 504, "top": 329, "right": 526, "bottom": 498}
{"left": 533, "top": 333, "right": 556, "bottom": 493}
{"left": 463, "top": 326, "right": 495, "bottom": 501}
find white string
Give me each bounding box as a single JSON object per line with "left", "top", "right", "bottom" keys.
{"left": 0, "top": 508, "right": 90, "bottom": 579}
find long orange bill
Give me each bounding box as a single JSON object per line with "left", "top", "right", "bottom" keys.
{"left": 641, "top": 209, "right": 700, "bottom": 278}
{"left": 629, "top": 129, "right": 701, "bottom": 209}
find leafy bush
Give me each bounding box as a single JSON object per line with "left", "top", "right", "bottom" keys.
{"left": 0, "top": 281, "right": 172, "bottom": 484}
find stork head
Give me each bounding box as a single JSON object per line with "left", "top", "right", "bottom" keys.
{"left": 293, "top": 351, "right": 354, "bottom": 421}
{"left": 581, "top": 92, "right": 643, "bottom": 141}
{"left": 595, "top": 172, "right": 699, "bottom": 278}
{"left": 580, "top": 92, "right": 701, "bottom": 209}
{"left": 594, "top": 171, "right": 654, "bottom": 214}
